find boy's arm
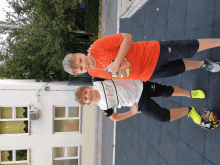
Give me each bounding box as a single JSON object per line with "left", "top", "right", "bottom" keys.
{"left": 104, "top": 103, "right": 140, "bottom": 121}
{"left": 104, "top": 33, "right": 133, "bottom": 73}
{"left": 103, "top": 108, "right": 134, "bottom": 121}
{"left": 114, "top": 33, "right": 133, "bottom": 68}
{"left": 113, "top": 111, "right": 134, "bottom": 121}
{"left": 92, "top": 77, "right": 106, "bottom": 82}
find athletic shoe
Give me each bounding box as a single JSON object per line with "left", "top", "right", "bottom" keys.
{"left": 200, "top": 59, "right": 220, "bottom": 72}
{"left": 188, "top": 106, "right": 202, "bottom": 125}
{"left": 191, "top": 90, "right": 205, "bottom": 99}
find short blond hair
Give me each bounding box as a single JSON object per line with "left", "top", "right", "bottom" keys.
{"left": 74, "top": 86, "right": 90, "bottom": 105}
{"left": 63, "top": 53, "right": 80, "bottom": 75}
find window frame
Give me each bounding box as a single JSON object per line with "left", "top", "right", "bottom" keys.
{"left": 0, "top": 106, "right": 30, "bottom": 136}
{"left": 53, "top": 146, "right": 81, "bottom": 165}
{"left": 53, "top": 106, "right": 82, "bottom": 134}
{"left": 0, "top": 148, "right": 29, "bottom": 164}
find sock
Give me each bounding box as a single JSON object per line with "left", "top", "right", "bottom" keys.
{"left": 199, "top": 60, "right": 206, "bottom": 69}
{"left": 190, "top": 91, "right": 192, "bottom": 98}
{"left": 188, "top": 107, "right": 192, "bottom": 113}
{"left": 202, "top": 60, "right": 206, "bottom": 66}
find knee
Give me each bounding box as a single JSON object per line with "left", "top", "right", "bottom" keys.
{"left": 159, "top": 109, "right": 171, "bottom": 122}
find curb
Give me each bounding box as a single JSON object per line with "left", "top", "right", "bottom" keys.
{"left": 119, "top": 0, "right": 149, "bottom": 19}
{"left": 98, "top": 0, "right": 102, "bottom": 38}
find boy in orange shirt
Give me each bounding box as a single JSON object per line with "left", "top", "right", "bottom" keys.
{"left": 63, "top": 33, "right": 220, "bottom": 80}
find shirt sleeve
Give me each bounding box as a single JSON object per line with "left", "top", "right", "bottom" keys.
{"left": 92, "top": 77, "right": 106, "bottom": 82}
{"left": 91, "top": 33, "right": 123, "bottom": 50}
{"left": 103, "top": 108, "right": 114, "bottom": 117}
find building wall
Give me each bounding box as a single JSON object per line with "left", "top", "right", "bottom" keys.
{"left": 0, "top": 80, "right": 96, "bottom": 165}
{"left": 80, "top": 102, "right": 97, "bottom": 165}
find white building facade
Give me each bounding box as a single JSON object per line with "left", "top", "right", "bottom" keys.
{"left": 0, "top": 79, "right": 98, "bottom": 165}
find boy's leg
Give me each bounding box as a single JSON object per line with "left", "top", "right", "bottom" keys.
{"left": 172, "top": 86, "right": 190, "bottom": 98}
{"left": 138, "top": 96, "right": 171, "bottom": 122}
{"left": 169, "top": 107, "right": 189, "bottom": 121}
{"left": 138, "top": 96, "right": 200, "bottom": 123}
{"left": 183, "top": 60, "right": 204, "bottom": 71}
{"left": 142, "top": 81, "right": 174, "bottom": 97}
{"left": 143, "top": 81, "right": 205, "bottom": 98}
{"left": 197, "top": 39, "right": 220, "bottom": 52}
{"left": 184, "top": 59, "right": 220, "bottom": 73}
{"left": 150, "top": 59, "right": 186, "bottom": 79}
{"left": 170, "top": 107, "right": 202, "bottom": 124}
{"left": 172, "top": 86, "right": 205, "bottom": 99}
{"left": 150, "top": 58, "right": 220, "bottom": 80}
{"left": 181, "top": 39, "right": 220, "bottom": 71}
{"left": 151, "top": 39, "right": 220, "bottom": 79}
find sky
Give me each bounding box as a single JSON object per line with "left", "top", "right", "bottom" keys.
{"left": 0, "top": 0, "right": 13, "bottom": 40}
{"left": 0, "top": 0, "right": 13, "bottom": 23}
{"left": 0, "top": 0, "right": 14, "bottom": 54}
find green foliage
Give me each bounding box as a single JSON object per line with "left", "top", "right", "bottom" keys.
{"left": 0, "top": 0, "right": 100, "bottom": 81}
{"left": 7, "top": 151, "right": 12, "bottom": 161}
{"left": 23, "top": 120, "right": 28, "bottom": 133}
{"left": 6, "top": 150, "right": 27, "bottom": 161}
{"left": 16, "top": 150, "right": 27, "bottom": 161}
{"left": 23, "top": 107, "right": 27, "bottom": 118}
{"left": 83, "top": 0, "right": 100, "bottom": 37}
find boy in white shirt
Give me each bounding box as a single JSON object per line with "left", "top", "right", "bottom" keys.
{"left": 74, "top": 80, "right": 204, "bottom": 125}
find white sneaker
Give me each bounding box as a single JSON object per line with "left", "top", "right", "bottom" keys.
{"left": 200, "top": 59, "right": 220, "bottom": 72}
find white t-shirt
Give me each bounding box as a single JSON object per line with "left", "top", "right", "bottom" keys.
{"left": 93, "top": 79, "right": 143, "bottom": 110}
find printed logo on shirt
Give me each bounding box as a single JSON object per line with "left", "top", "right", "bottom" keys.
{"left": 151, "top": 84, "right": 155, "bottom": 91}
{"left": 109, "top": 58, "right": 131, "bottom": 78}
{"left": 168, "top": 47, "right": 171, "bottom": 53}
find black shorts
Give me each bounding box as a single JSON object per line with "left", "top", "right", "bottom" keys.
{"left": 150, "top": 39, "right": 200, "bottom": 80}
{"left": 137, "top": 81, "right": 174, "bottom": 122}
{"left": 140, "top": 81, "right": 174, "bottom": 98}
{"left": 103, "top": 81, "right": 174, "bottom": 122}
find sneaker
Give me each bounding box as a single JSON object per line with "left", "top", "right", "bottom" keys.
{"left": 200, "top": 59, "right": 220, "bottom": 72}
{"left": 191, "top": 90, "right": 205, "bottom": 99}
{"left": 188, "top": 106, "right": 202, "bottom": 125}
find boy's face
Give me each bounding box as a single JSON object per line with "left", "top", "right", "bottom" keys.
{"left": 73, "top": 53, "right": 95, "bottom": 75}
{"left": 82, "top": 87, "right": 96, "bottom": 105}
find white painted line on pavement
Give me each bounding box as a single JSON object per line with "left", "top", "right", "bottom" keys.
{"left": 112, "top": 106, "right": 117, "bottom": 165}
{"left": 117, "top": 0, "right": 120, "bottom": 33}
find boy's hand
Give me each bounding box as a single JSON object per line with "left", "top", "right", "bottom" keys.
{"left": 130, "top": 103, "right": 141, "bottom": 115}
{"left": 87, "top": 45, "right": 92, "bottom": 56}
{"left": 104, "top": 61, "right": 120, "bottom": 73}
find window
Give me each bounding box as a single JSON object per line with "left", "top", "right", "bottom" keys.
{"left": 53, "top": 106, "right": 82, "bottom": 133}
{"left": 53, "top": 146, "right": 80, "bottom": 165}
{"left": 0, "top": 149, "right": 29, "bottom": 165}
{"left": 0, "top": 106, "right": 29, "bottom": 135}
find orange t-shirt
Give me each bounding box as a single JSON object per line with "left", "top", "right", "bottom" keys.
{"left": 88, "top": 33, "right": 160, "bottom": 82}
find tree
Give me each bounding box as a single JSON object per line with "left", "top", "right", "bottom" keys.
{"left": 0, "top": 0, "right": 97, "bottom": 82}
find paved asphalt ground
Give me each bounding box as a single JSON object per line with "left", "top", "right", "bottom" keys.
{"left": 99, "top": 1, "right": 118, "bottom": 165}
{"left": 101, "top": 0, "right": 220, "bottom": 165}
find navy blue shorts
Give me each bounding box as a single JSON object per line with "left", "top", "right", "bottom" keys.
{"left": 103, "top": 81, "right": 174, "bottom": 121}
{"left": 150, "top": 39, "right": 200, "bottom": 80}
